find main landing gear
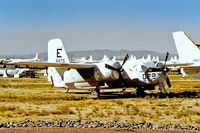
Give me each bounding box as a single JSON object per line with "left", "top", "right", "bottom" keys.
{"left": 64, "top": 88, "right": 70, "bottom": 93}
{"left": 158, "top": 82, "right": 168, "bottom": 94}
{"left": 122, "top": 87, "right": 126, "bottom": 94}
{"left": 90, "top": 86, "right": 100, "bottom": 99}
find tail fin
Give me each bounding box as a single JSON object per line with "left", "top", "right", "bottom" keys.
{"left": 47, "top": 39, "right": 69, "bottom": 88}
{"left": 48, "top": 39, "right": 70, "bottom": 63}
{"left": 33, "top": 53, "right": 39, "bottom": 60}
{"left": 172, "top": 31, "right": 200, "bottom": 63}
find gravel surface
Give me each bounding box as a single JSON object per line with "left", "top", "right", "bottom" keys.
{"left": 0, "top": 120, "right": 199, "bottom": 131}
{"left": 0, "top": 128, "right": 196, "bottom": 133}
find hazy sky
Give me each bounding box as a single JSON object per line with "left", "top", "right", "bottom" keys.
{"left": 0, "top": 0, "right": 200, "bottom": 55}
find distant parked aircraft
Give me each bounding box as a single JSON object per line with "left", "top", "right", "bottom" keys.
{"left": 169, "top": 31, "right": 200, "bottom": 78}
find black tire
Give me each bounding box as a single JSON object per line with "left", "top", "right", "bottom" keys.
{"left": 90, "top": 90, "right": 99, "bottom": 99}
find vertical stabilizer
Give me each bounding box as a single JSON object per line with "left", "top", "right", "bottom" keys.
{"left": 172, "top": 31, "right": 200, "bottom": 63}
{"left": 47, "top": 39, "right": 69, "bottom": 88}
{"left": 34, "top": 53, "right": 39, "bottom": 60}
{"left": 48, "top": 39, "right": 70, "bottom": 63}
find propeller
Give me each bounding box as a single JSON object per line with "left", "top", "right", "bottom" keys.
{"left": 121, "top": 54, "right": 129, "bottom": 67}
{"left": 163, "top": 52, "right": 171, "bottom": 88}
{"left": 105, "top": 54, "right": 129, "bottom": 87}
{"left": 144, "top": 52, "right": 171, "bottom": 88}
{"left": 164, "top": 52, "right": 169, "bottom": 67}
{"left": 166, "top": 76, "right": 171, "bottom": 88}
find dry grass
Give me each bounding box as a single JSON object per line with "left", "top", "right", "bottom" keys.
{"left": 0, "top": 75, "right": 199, "bottom": 127}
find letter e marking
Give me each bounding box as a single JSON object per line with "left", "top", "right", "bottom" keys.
{"left": 57, "top": 49, "right": 62, "bottom": 58}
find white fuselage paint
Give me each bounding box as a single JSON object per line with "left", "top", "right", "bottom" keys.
{"left": 62, "top": 60, "right": 167, "bottom": 89}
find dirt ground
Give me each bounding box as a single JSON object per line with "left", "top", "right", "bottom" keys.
{"left": 0, "top": 74, "right": 199, "bottom": 132}
{"left": 0, "top": 128, "right": 196, "bottom": 133}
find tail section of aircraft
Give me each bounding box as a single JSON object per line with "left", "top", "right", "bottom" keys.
{"left": 47, "top": 39, "right": 69, "bottom": 88}
{"left": 48, "top": 39, "right": 70, "bottom": 63}
{"left": 33, "top": 53, "right": 39, "bottom": 60}
{"left": 172, "top": 31, "right": 200, "bottom": 63}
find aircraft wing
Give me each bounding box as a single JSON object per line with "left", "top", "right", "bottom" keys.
{"left": 9, "top": 61, "right": 97, "bottom": 69}
{"left": 166, "top": 63, "right": 193, "bottom": 67}
{"left": 180, "top": 65, "right": 200, "bottom": 69}
{"left": 165, "top": 63, "right": 200, "bottom": 69}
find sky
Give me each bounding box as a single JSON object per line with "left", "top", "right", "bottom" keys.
{"left": 0, "top": 0, "right": 200, "bottom": 55}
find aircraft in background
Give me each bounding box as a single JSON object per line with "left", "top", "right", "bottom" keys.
{"left": 0, "top": 68, "right": 29, "bottom": 78}
{"left": 0, "top": 53, "right": 42, "bottom": 67}
{"left": 10, "top": 39, "right": 172, "bottom": 97}
{"left": 170, "top": 31, "right": 200, "bottom": 79}
{"left": 9, "top": 53, "right": 42, "bottom": 63}
{"left": 0, "top": 53, "right": 44, "bottom": 78}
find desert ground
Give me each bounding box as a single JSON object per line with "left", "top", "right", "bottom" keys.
{"left": 0, "top": 74, "right": 199, "bottom": 132}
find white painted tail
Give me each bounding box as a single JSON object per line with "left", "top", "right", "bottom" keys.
{"left": 33, "top": 53, "right": 39, "bottom": 60}
{"left": 47, "top": 39, "right": 69, "bottom": 88}
{"left": 172, "top": 31, "right": 200, "bottom": 63}
{"left": 48, "top": 39, "right": 70, "bottom": 63}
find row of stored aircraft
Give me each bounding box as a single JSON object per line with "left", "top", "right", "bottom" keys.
{"left": 0, "top": 53, "right": 45, "bottom": 78}
{"left": 9, "top": 31, "right": 200, "bottom": 97}
{"left": 73, "top": 54, "right": 178, "bottom": 64}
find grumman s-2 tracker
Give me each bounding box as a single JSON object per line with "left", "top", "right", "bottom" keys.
{"left": 10, "top": 39, "right": 172, "bottom": 98}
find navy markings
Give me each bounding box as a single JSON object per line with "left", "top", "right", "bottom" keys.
{"left": 142, "top": 73, "right": 156, "bottom": 80}
{"left": 57, "top": 49, "right": 62, "bottom": 58}
{"left": 193, "top": 59, "right": 200, "bottom": 62}
{"left": 56, "top": 48, "right": 65, "bottom": 63}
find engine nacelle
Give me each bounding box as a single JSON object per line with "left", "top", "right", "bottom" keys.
{"left": 94, "top": 64, "right": 120, "bottom": 81}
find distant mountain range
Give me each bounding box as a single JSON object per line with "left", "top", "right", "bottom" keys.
{"left": 0, "top": 49, "right": 178, "bottom": 61}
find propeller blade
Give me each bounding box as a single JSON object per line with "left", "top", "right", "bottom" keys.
{"left": 105, "top": 64, "right": 118, "bottom": 71}
{"left": 121, "top": 54, "right": 129, "bottom": 67}
{"left": 164, "top": 52, "right": 169, "bottom": 66}
{"left": 166, "top": 76, "right": 171, "bottom": 88}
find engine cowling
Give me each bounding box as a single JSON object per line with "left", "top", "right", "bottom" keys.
{"left": 94, "top": 65, "right": 120, "bottom": 81}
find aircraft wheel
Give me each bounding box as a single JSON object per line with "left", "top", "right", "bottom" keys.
{"left": 64, "top": 89, "right": 69, "bottom": 93}
{"left": 90, "top": 90, "right": 99, "bottom": 99}
{"left": 122, "top": 87, "right": 126, "bottom": 94}
{"left": 90, "top": 87, "right": 100, "bottom": 99}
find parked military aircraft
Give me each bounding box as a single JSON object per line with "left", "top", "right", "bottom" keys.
{"left": 0, "top": 53, "right": 44, "bottom": 78}
{"left": 10, "top": 39, "right": 171, "bottom": 97}
{"left": 171, "top": 31, "right": 200, "bottom": 79}
{"left": 0, "top": 68, "right": 29, "bottom": 78}
{"left": 9, "top": 53, "right": 42, "bottom": 63}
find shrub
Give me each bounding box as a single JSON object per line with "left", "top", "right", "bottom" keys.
{"left": 195, "top": 118, "right": 200, "bottom": 124}
{"left": 4, "top": 111, "right": 13, "bottom": 117}
{"left": 0, "top": 105, "right": 19, "bottom": 112}
{"left": 113, "top": 116, "right": 120, "bottom": 122}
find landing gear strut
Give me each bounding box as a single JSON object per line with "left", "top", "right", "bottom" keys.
{"left": 122, "top": 87, "right": 126, "bottom": 94}
{"left": 64, "top": 88, "right": 69, "bottom": 93}
{"left": 158, "top": 82, "right": 168, "bottom": 94}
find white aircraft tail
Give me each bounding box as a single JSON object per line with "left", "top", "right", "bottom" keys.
{"left": 47, "top": 39, "right": 69, "bottom": 88}
{"left": 172, "top": 31, "right": 200, "bottom": 63}
{"left": 48, "top": 39, "right": 70, "bottom": 63}
{"left": 33, "top": 53, "right": 39, "bottom": 60}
